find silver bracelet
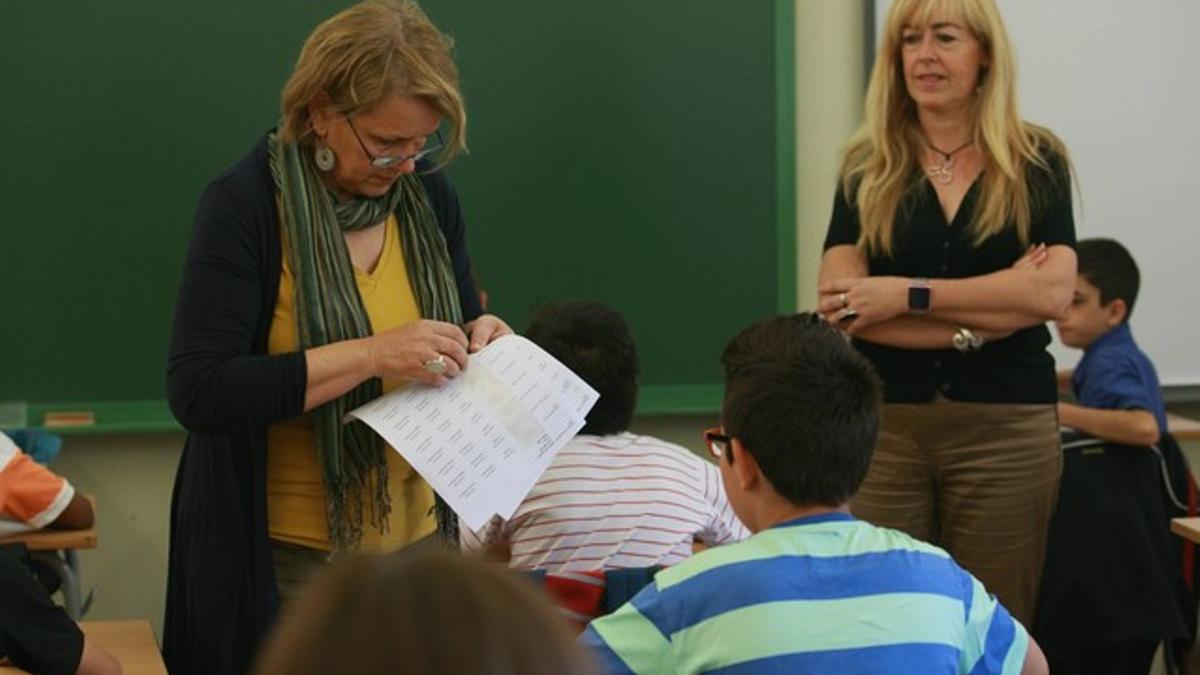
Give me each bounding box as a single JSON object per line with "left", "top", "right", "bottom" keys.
{"left": 952, "top": 327, "right": 984, "bottom": 353}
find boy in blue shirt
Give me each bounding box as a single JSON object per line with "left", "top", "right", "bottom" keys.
{"left": 581, "top": 314, "right": 1046, "bottom": 675}
{"left": 1036, "top": 237, "right": 1188, "bottom": 672}
{"left": 1055, "top": 238, "right": 1165, "bottom": 446}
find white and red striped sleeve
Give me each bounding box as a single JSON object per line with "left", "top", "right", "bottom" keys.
{"left": 0, "top": 432, "right": 74, "bottom": 536}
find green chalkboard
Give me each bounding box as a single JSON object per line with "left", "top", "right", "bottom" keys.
{"left": 0, "top": 1, "right": 795, "bottom": 430}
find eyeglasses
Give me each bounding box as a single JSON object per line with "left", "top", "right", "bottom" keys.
{"left": 345, "top": 114, "right": 443, "bottom": 168}
{"left": 702, "top": 427, "right": 733, "bottom": 462}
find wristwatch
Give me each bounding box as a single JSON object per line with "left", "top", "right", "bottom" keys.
{"left": 952, "top": 327, "right": 984, "bottom": 353}
{"left": 908, "top": 277, "right": 931, "bottom": 315}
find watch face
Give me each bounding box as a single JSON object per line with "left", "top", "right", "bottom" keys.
{"left": 908, "top": 286, "right": 931, "bottom": 311}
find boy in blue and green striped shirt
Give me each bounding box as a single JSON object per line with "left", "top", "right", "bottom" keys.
{"left": 581, "top": 314, "right": 1047, "bottom": 675}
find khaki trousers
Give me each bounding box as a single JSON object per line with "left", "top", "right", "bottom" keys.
{"left": 851, "top": 399, "right": 1061, "bottom": 627}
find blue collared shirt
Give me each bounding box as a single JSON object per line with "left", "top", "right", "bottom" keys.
{"left": 1072, "top": 323, "right": 1167, "bottom": 434}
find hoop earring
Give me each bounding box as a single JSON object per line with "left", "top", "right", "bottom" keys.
{"left": 314, "top": 144, "right": 336, "bottom": 172}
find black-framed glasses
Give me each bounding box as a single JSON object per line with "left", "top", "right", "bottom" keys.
{"left": 703, "top": 427, "right": 733, "bottom": 462}
{"left": 345, "top": 114, "right": 443, "bottom": 168}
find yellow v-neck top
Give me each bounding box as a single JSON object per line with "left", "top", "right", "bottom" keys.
{"left": 266, "top": 215, "right": 436, "bottom": 552}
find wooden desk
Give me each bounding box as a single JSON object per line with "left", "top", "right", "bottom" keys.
{"left": 1172, "top": 517, "right": 1200, "bottom": 544}
{"left": 1169, "top": 413, "right": 1200, "bottom": 442}
{"left": 0, "top": 620, "right": 166, "bottom": 675}
{"left": 0, "top": 522, "right": 97, "bottom": 551}
{"left": 0, "top": 496, "right": 97, "bottom": 619}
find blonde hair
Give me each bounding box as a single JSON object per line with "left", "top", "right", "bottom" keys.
{"left": 280, "top": 0, "right": 466, "bottom": 167}
{"left": 842, "top": 0, "right": 1070, "bottom": 255}
{"left": 253, "top": 552, "right": 598, "bottom": 675}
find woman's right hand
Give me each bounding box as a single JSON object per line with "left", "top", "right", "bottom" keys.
{"left": 365, "top": 320, "right": 470, "bottom": 386}
{"left": 1013, "top": 243, "right": 1047, "bottom": 271}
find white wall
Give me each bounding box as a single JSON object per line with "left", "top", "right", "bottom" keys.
{"left": 794, "top": 0, "right": 867, "bottom": 308}
{"left": 50, "top": 433, "right": 181, "bottom": 638}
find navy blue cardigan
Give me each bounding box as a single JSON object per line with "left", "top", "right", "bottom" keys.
{"left": 163, "top": 137, "right": 482, "bottom": 675}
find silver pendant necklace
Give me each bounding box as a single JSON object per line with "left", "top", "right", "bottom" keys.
{"left": 925, "top": 140, "right": 973, "bottom": 185}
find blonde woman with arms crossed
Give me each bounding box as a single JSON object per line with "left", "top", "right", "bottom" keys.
{"left": 817, "top": 0, "right": 1075, "bottom": 626}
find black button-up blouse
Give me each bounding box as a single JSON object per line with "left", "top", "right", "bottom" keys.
{"left": 823, "top": 152, "right": 1075, "bottom": 404}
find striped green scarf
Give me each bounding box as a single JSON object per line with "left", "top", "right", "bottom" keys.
{"left": 267, "top": 131, "right": 463, "bottom": 551}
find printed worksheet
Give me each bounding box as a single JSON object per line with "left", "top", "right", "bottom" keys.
{"left": 346, "top": 335, "right": 599, "bottom": 531}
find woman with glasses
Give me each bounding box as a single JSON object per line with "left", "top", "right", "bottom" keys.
{"left": 817, "top": 0, "right": 1076, "bottom": 628}
{"left": 163, "top": 2, "right": 510, "bottom": 673}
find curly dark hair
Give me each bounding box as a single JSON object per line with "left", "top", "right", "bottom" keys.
{"left": 526, "top": 300, "right": 638, "bottom": 435}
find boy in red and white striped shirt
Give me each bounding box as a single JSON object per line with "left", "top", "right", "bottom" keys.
{"left": 461, "top": 301, "right": 748, "bottom": 572}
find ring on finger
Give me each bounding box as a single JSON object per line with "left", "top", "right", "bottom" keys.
{"left": 839, "top": 292, "right": 849, "bottom": 308}
{"left": 423, "top": 354, "right": 448, "bottom": 375}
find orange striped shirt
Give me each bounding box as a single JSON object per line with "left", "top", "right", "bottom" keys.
{"left": 0, "top": 432, "right": 74, "bottom": 537}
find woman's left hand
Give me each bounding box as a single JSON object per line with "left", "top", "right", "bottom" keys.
{"left": 464, "top": 314, "right": 514, "bottom": 352}
{"left": 818, "top": 276, "right": 909, "bottom": 330}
